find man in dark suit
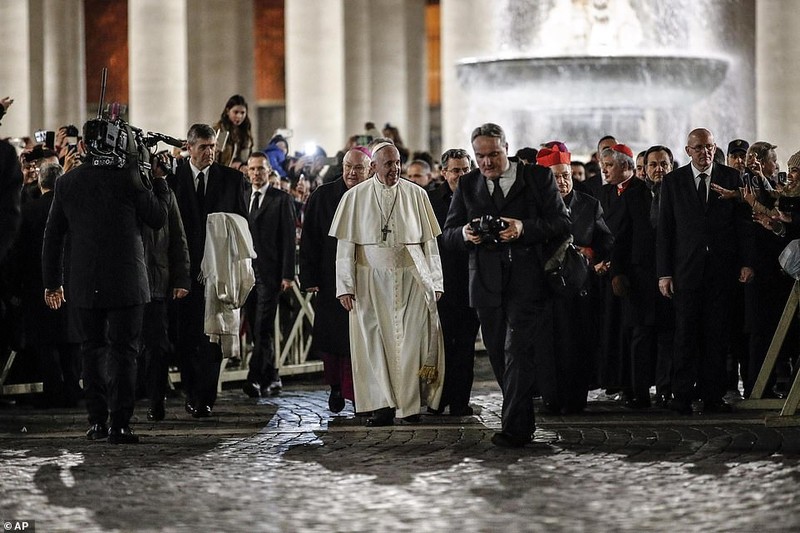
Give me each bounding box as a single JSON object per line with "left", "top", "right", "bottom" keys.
{"left": 11, "top": 163, "right": 81, "bottom": 407}
{"left": 428, "top": 148, "right": 480, "bottom": 416}
{"left": 43, "top": 127, "right": 171, "bottom": 443}
{"left": 657, "top": 128, "right": 754, "bottom": 415}
{"left": 241, "top": 152, "right": 296, "bottom": 398}
{"left": 0, "top": 139, "right": 23, "bottom": 376}
{"left": 299, "top": 147, "right": 371, "bottom": 412}
{"left": 443, "top": 123, "right": 571, "bottom": 447}
{"left": 0, "top": 139, "right": 22, "bottom": 263}
{"left": 168, "top": 124, "right": 248, "bottom": 417}
{"left": 599, "top": 144, "right": 657, "bottom": 408}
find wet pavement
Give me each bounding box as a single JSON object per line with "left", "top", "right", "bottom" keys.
{"left": 1, "top": 363, "right": 800, "bottom": 532}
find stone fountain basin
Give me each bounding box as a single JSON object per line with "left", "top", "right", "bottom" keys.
{"left": 456, "top": 54, "right": 729, "bottom": 109}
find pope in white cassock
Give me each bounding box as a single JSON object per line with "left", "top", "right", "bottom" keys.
{"left": 329, "top": 141, "right": 445, "bottom": 427}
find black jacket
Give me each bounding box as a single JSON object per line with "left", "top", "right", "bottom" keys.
{"left": 42, "top": 164, "right": 171, "bottom": 308}
{"left": 564, "top": 189, "right": 613, "bottom": 262}
{"left": 442, "top": 160, "right": 571, "bottom": 307}
{"left": 0, "top": 140, "right": 22, "bottom": 264}
{"left": 298, "top": 177, "right": 350, "bottom": 355}
{"left": 428, "top": 182, "right": 471, "bottom": 308}
{"left": 142, "top": 190, "right": 190, "bottom": 299}
{"left": 11, "top": 190, "right": 80, "bottom": 346}
{"left": 246, "top": 185, "right": 296, "bottom": 285}
{"left": 167, "top": 161, "right": 248, "bottom": 279}
{"left": 657, "top": 163, "right": 754, "bottom": 289}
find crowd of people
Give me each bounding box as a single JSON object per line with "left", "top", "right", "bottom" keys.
{"left": 1, "top": 91, "right": 800, "bottom": 448}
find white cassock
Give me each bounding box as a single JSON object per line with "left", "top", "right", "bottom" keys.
{"left": 329, "top": 176, "right": 445, "bottom": 417}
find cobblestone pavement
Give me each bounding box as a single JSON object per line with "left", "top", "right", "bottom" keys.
{"left": 1, "top": 378, "right": 800, "bottom": 532}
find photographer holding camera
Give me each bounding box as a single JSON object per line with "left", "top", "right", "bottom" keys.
{"left": 443, "top": 123, "right": 571, "bottom": 448}
{"left": 42, "top": 120, "right": 172, "bottom": 444}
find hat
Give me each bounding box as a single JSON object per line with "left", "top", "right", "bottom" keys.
{"left": 788, "top": 150, "right": 800, "bottom": 170}
{"left": 727, "top": 139, "right": 749, "bottom": 155}
{"left": 352, "top": 145, "right": 372, "bottom": 158}
{"left": 611, "top": 143, "right": 633, "bottom": 159}
{"left": 536, "top": 145, "right": 571, "bottom": 167}
{"left": 543, "top": 140, "right": 569, "bottom": 153}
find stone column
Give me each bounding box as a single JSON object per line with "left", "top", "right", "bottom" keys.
{"left": 343, "top": 0, "right": 372, "bottom": 139}
{"left": 366, "top": 0, "right": 427, "bottom": 153}
{"left": 186, "top": 0, "right": 255, "bottom": 136}
{"left": 0, "top": 0, "right": 42, "bottom": 138}
{"left": 756, "top": 0, "right": 800, "bottom": 165}
{"left": 285, "top": 0, "right": 345, "bottom": 155}
{"left": 128, "top": 0, "right": 188, "bottom": 139}
{"left": 440, "top": 0, "right": 497, "bottom": 150}
{"left": 42, "top": 0, "right": 86, "bottom": 130}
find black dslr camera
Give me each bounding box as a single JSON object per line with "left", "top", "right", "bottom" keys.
{"left": 469, "top": 214, "right": 509, "bottom": 245}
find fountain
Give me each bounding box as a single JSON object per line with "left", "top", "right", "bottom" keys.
{"left": 455, "top": 0, "right": 746, "bottom": 157}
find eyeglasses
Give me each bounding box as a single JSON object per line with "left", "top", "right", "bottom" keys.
{"left": 688, "top": 144, "right": 715, "bottom": 152}
{"left": 553, "top": 172, "right": 571, "bottom": 180}
{"left": 343, "top": 164, "right": 368, "bottom": 173}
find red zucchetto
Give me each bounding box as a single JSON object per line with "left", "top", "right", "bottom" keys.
{"left": 611, "top": 143, "right": 633, "bottom": 158}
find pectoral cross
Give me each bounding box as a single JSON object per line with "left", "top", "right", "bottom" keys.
{"left": 382, "top": 224, "right": 392, "bottom": 242}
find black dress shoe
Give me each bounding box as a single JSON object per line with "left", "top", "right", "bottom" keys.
{"left": 654, "top": 392, "right": 671, "bottom": 408}
{"left": 108, "top": 427, "right": 139, "bottom": 444}
{"left": 147, "top": 403, "right": 165, "bottom": 422}
{"left": 242, "top": 382, "right": 261, "bottom": 398}
{"left": 623, "top": 396, "right": 652, "bottom": 409}
{"left": 86, "top": 423, "right": 108, "bottom": 441}
{"left": 449, "top": 405, "right": 474, "bottom": 417}
{"left": 265, "top": 378, "right": 283, "bottom": 396}
{"left": 402, "top": 414, "right": 422, "bottom": 423}
{"left": 703, "top": 400, "right": 733, "bottom": 413}
{"left": 426, "top": 406, "right": 444, "bottom": 415}
{"left": 185, "top": 400, "right": 196, "bottom": 416}
{"left": 328, "top": 388, "right": 345, "bottom": 413}
{"left": 491, "top": 432, "right": 529, "bottom": 448}
{"left": 365, "top": 407, "right": 395, "bottom": 427}
{"left": 192, "top": 405, "right": 212, "bottom": 418}
{"left": 667, "top": 399, "right": 692, "bottom": 415}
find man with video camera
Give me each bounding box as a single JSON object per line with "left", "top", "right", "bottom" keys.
{"left": 42, "top": 120, "right": 172, "bottom": 444}
{"left": 443, "top": 123, "right": 571, "bottom": 448}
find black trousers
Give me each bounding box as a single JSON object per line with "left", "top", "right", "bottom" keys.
{"left": 539, "top": 294, "right": 591, "bottom": 412}
{"left": 672, "top": 264, "right": 733, "bottom": 404}
{"left": 140, "top": 299, "right": 169, "bottom": 408}
{"left": 478, "top": 298, "right": 552, "bottom": 439}
{"left": 176, "top": 283, "right": 223, "bottom": 409}
{"left": 438, "top": 303, "right": 480, "bottom": 411}
{"left": 244, "top": 281, "right": 280, "bottom": 385}
{"left": 77, "top": 305, "right": 144, "bottom": 428}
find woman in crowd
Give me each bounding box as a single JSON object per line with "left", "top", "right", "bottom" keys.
{"left": 214, "top": 94, "right": 254, "bottom": 167}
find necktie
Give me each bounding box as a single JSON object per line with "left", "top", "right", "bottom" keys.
{"left": 697, "top": 173, "right": 707, "bottom": 206}
{"left": 250, "top": 191, "right": 261, "bottom": 216}
{"left": 491, "top": 177, "right": 504, "bottom": 208}
{"left": 196, "top": 171, "right": 205, "bottom": 204}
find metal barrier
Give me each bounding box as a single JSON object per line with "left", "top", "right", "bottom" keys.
{"left": 168, "top": 277, "right": 323, "bottom": 388}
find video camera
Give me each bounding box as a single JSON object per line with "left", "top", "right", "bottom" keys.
{"left": 469, "top": 214, "right": 509, "bottom": 246}
{"left": 84, "top": 68, "right": 185, "bottom": 190}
